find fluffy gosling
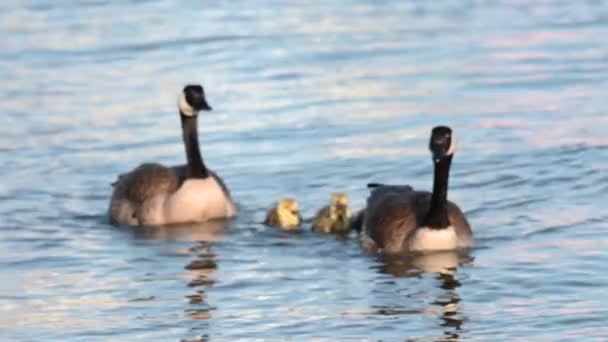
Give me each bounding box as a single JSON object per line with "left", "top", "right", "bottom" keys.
{"left": 312, "top": 193, "right": 351, "bottom": 234}
{"left": 264, "top": 198, "right": 302, "bottom": 230}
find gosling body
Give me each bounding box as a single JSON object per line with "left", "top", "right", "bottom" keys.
{"left": 265, "top": 198, "right": 302, "bottom": 230}
{"left": 312, "top": 193, "right": 351, "bottom": 234}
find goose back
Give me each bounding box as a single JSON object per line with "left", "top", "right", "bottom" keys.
{"left": 363, "top": 185, "right": 417, "bottom": 253}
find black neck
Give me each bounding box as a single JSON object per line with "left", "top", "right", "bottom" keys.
{"left": 180, "top": 113, "right": 208, "bottom": 178}
{"left": 423, "top": 155, "right": 452, "bottom": 229}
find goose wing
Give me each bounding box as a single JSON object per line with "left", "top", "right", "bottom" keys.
{"left": 208, "top": 170, "right": 232, "bottom": 200}
{"left": 121, "top": 163, "right": 180, "bottom": 203}
{"left": 109, "top": 163, "right": 180, "bottom": 225}
{"left": 363, "top": 184, "right": 418, "bottom": 253}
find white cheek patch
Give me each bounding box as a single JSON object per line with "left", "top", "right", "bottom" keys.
{"left": 178, "top": 93, "right": 196, "bottom": 116}
{"left": 447, "top": 134, "right": 456, "bottom": 156}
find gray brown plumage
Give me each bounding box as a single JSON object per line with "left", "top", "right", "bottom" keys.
{"left": 362, "top": 185, "right": 471, "bottom": 253}
{"left": 109, "top": 165, "right": 233, "bottom": 226}
{"left": 108, "top": 85, "right": 236, "bottom": 226}
{"left": 360, "top": 126, "right": 472, "bottom": 253}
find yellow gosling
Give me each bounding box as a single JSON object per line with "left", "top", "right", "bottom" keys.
{"left": 312, "top": 193, "right": 351, "bottom": 234}
{"left": 264, "top": 198, "right": 302, "bottom": 230}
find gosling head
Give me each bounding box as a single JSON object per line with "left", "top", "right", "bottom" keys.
{"left": 429, "top": 126, "right": 455, "bottom": 163}
{"left": 276, "top": 197, "right": 301, "bottom": 229}
{"left": 178, "top": 84, "right": 212, "bottom": 117}
{"left": 329, "top": 192, "right": 350, "bottom": 222}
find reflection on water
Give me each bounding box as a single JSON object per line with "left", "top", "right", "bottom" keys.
{"left": 436, "top": 273, "right": 464, "bottom": 342}
{"left": 128, "top": 220, "right": 230, "bottom": 243}
{"left": 374, "top": 251, "right": 469, "bottom": 341}
{"left": 183, "top": 242, "right": 217, "bottom": 335}
{"left": 130, "top": 222, "right": 225, "bottom": 332}
{"left": 376, "top": 250, "right": 473, "bottom": 277}
{"left": 1, "top": 0, "right": 608, "bottom": 340}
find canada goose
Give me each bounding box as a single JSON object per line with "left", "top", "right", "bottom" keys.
{"left": 311, "top": 193, "right": 351, "bottom": 234}
{"left": 264, "top": 198, "right": 302, "bottom": 230}
{"left": 360, "top": 126, "right": 472, "bottom": 253}
{"left": 108, "top": 84, "right": 236, "bottom": 226}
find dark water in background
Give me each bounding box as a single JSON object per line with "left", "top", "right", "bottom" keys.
{"left": 1, "top": 0, "right": 608, "bottom": 340}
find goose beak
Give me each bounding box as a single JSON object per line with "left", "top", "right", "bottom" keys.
{"left": 200, "top": 99, "right": 212, "bottom": 111}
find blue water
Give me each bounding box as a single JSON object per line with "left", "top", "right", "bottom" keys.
{"left": 1, "top": 0, "right": 608, "bottom": 340}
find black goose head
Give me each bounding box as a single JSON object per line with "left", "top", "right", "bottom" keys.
{"left": 429, "top": 126, "right": 455, "bottom": 163}
{"left": 179, "top": 84, "right": 212, "bottom": 116}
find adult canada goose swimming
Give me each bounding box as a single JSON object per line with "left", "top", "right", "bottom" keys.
{"left": 264, "top": 198, "right": 302, "bottom": 230}
{"left": 108, "top": 84, "right": 236, "bottom": 226}
{"left": 360, "top": 126, "right": 472, "bottom": 253}
{"left": 311, "top": 193, "right": 351, "bottom": 234}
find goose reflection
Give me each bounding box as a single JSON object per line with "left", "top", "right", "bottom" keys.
{"left": 183, "top": 238, "right": 220, "bottom": 323}
{"left": 434, "top": 272, "right": 463, "bottom": 341}
{"left": 128, "top": 219, "right": 229, "bottom": 242}
{"left": 128, "top": 220, "right": 227, "bottom": 327}
{"left": 375, "top": 250, "right": 472, "bottom": 341}
{"left": 377, "top": 250, "right": 472, "bottom": 276}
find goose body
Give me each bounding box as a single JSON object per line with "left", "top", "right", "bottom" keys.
{"left": 361, "top": 186, "right": 471, "bottom": 253}
{"left": 108, "top": 85, "right": 236, "bottom": 226}
{"left": 359, "top": 126, "right": 472, "bottom": 253}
